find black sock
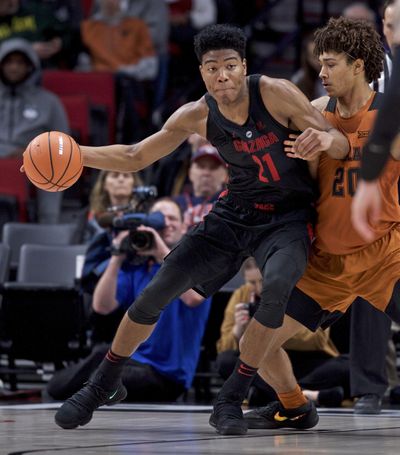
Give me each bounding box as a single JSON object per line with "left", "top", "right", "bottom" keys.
{"left": 91, "top": 349, "right": 129, "bottom": 389}
{"left": 219, "top": 358, "right": 258, "bottom": 401}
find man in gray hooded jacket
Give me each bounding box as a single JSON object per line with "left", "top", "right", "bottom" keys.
{"left": 0, "top": 37, "right": 69, "bottom": 223}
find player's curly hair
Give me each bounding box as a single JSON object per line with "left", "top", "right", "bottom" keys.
{"left": 194, "top": 24, "right": 246, "bottom": 63}
{"left": 313, "top": 17, "right": 384, "bottom": 83}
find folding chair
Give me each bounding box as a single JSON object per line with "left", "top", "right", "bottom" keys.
{"left": 2, "top": 222, "right": 78, "bottom": 272}
{"left": 0, "top": 244, "right": 88, "bottom": 389}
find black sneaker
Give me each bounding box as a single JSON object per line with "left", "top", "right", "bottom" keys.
{"left": 55, "top": 380, "right": 127, "bottom": 429}
{"left": 353, "top": 394, "right": 382, "bottom": 415}
{"left": 209, "top": 394, "right": 248, "bottom": 435}
{"left": 244, "top": 400, "right": 319, "bottom": 429}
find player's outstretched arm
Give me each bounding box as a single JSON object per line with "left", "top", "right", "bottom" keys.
{"left": 264, "top": 79, "right": 349, "bottom": 160}
{"left": 82, "top": 100, "right": 206, "bottom": 172}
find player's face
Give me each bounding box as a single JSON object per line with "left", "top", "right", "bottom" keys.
{"left": 199, "top": 49, "right": 247, "bottom": 105}
{"left": 151, "top": 201, "right": 186, "bottom": 247}
{"left": 318, "top": 51, "right": 359, "bottom": 98}
{"left": 104, "top": 172, "right": 135, "bottom": 202}
{"left": 383, "top": 5, "right": 396, "bottom": 52}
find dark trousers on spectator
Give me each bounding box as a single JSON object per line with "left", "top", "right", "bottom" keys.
{"left": 350, "top": 298, "right": 391, "bottom": 398}
{"left": 46, "top": 344, "right": 185, "bottom": 402}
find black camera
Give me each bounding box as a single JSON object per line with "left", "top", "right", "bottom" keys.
{"left": 244, "top": 295, "right": 261, "bottom": 318}
{"left": 113, "top": 211, "right": 165, "bottom": 253}
{"left": 132, "top": 185, "right": 158, "bottom": 202}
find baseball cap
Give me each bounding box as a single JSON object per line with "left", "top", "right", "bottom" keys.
{"left": 191, "top": 145, "right": 226, "bottom": 166}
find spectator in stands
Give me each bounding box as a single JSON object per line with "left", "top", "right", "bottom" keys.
{"left": 216, "top": 257, "right": 349, "bottom": 407}
{"left": 46, "top": 197, "right": 211, "bottom": 402}
{"left": 174, "top": 143, "right": 228, "bottom": 228}
{"left": 291, "top": 31, "right": 326, "bottom": 101}
{"left": 342, "top": 2, "right": 376, "bottom": 24}
{"left": 373, "top": 0, "right": 395, "bottom": 93}
{"left": 85, "top": 170, "right": 143, "bottom": 240}
{"left": 166, "top": 0, "right": 217, "bottom": 113}
{"left": 0, "top": 0, "right": 82, "bottom": 68}
{"left": 0, "top": 37, "right": 69, "bottom": 223}
{"left": 91, "top": 0, "right": 169, "bottom": 57}
{"left": 80, "top": 0, "right": 158, "bottom": 142}
{"left": 90, "top": 0, "right": 170, "bottom": 119}
{"left": 148, "top": 132, "right": 209, "bottom": 198}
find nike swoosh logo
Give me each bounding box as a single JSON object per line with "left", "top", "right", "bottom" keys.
{"left": 274, "top": 412, "right": 306, "bottom": 422}
{"left": 108, "top": 390, "right": 119, "bottom": 400}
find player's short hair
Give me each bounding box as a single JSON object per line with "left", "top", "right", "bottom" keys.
{"left": 194, "top": 24, "right": 246, "bottom": 63}
{"left": 313, "top": 17, "right": 384, "bottom": 83}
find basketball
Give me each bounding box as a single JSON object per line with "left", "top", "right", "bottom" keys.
{"left": 23, "top": 131, "right": 83, "bottom": 192}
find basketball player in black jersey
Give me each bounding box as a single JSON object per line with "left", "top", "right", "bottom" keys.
{"left": 352, "top": 0, "right": 400, "bottom": 240}
{"left": 52, "top": 24, "right": 349, "bottom": 435}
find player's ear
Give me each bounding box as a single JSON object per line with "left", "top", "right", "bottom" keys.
{"left": 243, "top": 58, "right": 247, "bottom": 75}
{"left": 353, "top": 58, "right": 364, "bottom": 75}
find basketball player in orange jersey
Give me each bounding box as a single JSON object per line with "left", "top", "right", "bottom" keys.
{"left": 352, "top": 0, "right": 400, "bottom": 240}
{"left": 244, "top": 16, "right": 400, "bottom": 428}
{"left": 49, "top": 23, "right": 351, "bottom": 435}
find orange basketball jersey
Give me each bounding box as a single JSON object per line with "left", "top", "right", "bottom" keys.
{"left": 315, "top": 93, "right": 400, "bottom": 255}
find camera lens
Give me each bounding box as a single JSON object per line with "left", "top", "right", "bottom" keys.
{"left": 129, "top": 230, "right": 153, "bottom": 251}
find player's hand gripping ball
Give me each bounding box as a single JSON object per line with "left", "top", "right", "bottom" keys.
{"left": 23, "top": 131, "right": 83, "bottom": 192}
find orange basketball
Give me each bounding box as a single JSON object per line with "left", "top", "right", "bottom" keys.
{"left": 23, "top": 131, "right": 83, "bottom": 192}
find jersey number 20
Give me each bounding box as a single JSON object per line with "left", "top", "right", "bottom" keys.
{"left": 332, "top": 166, "right": 360, "bottom": 197}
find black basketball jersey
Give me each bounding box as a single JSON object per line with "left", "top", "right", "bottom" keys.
{"left": 205, "top": 74, "right": 316, "bottom": 208}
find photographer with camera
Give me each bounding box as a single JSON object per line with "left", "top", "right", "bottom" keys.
{"left": 216, "top": 257, "right": 350, "bottom": 408}
{"left": 46, "top": 197, "right": 211, "bottom": 402}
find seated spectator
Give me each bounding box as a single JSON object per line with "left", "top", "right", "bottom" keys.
{"left": 84, "top": 170, "right": 144, "bottom": 241}
{"left": 0, "top": 37, "right": 69, "bottom": 223}
{"left": 216, "top": 257, "right": 349, "bottom": 407}
{"left": 46, "top": 197, "right": 211, "bottom": 402}
{"left": 148, "top": 132, "right": 209, "bottom": 197}
{"left": 174, "top": 143, "right": 228, "bottom": 227}
{"left": 80, "top": 0, "right": 158, "bottom": 142}
{"left": 342, "top": 2, "right": 376, "bottom": 24}
{"left": 291, "top": 31, "right": 326, "bottom": 101}
{"left": 90, "top": 0, "right": 170, "bottom": 113}
{"left": 166, "top": 0, "right": 217, "bottom": 109}
{"left": 0, "top": 0, "right": 82, "bottom": 68}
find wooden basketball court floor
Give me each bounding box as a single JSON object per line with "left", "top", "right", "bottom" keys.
{"left": 1, "top": 403, "right": 400, "bottom": 454}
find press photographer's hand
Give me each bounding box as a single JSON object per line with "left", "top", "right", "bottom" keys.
{"left": 111, "top": 230, "right": 130, "bottom": 259}
{"left": 135, "top": 225, "right": 170, "bottom": 262}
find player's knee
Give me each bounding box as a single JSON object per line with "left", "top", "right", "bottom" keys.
{"left": 127, "top": 265, "right": 194, "bottom": 325}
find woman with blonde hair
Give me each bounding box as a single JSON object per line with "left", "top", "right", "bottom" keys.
{"left": 87, "top": 170, "right": 143, "bottom": 237}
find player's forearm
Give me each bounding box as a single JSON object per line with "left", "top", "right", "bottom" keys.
{"left": 325, "top": 128, "right": 350, "bottom": 159}
{"left": 361, "top": 45, "right": 400, "bottom": 180}
{"left": 81, "top": 144, "right": 143, "bottom": 172}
